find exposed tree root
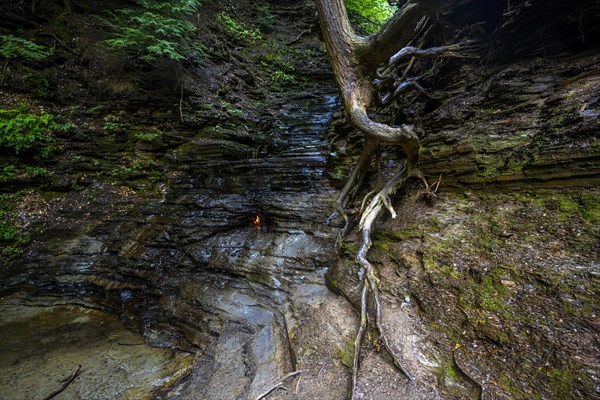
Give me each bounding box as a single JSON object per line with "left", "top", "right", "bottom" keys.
{"left": 335, "top": 138, "right": 379, "bottom": 241}
{"left": 313, "top": 1, "right": 470, "bottom": 398}
{"left": 452, "top": 350, "right": 485, "bottom": 400}
{"left": 350, "top": 163, "right": 413, "bottom": 399}
{"left": 254, "top": 370, "right": 307, "bottom": 400}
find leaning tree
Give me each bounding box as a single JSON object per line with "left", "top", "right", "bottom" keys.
{"left": 314, "top": 0, "right": 468, "bottom": 397}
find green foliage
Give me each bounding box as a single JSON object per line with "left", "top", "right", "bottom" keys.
{"left": 344, "top": 0, "right": 395, "bottom": 34}
{"left": 217, "top": 12, "right": 261, "bottom": 42}
{"left": 104, "top": 0, "right": 202, "bottom": 62}
{"left": 219, "top": 100, "right": 243, "bottom": 117}
{"left": 0, "top": 164, "right": 50, "bottom": 182}
{"left": 135, "top": 131, "right": 162, "bottom": 141}
{"left": 260, "top": 48, "right": 296, "bottom": 84}
{"left": 0, "top": 35, "right": 53, "bottom": 62}
{"left": 22, "top": 72, "right": 50, "bottom": 98}
{"left": 0, "top": 104, "right": 57, "bottom": 157}
{"left": 255, "top": 4, "right": 275, "bottom": 33}
{"left": 102, "top": 112, "right": 129, "bottom": 134}
{"left": 271, "top": 70, "right": 294, "bottom": 84}
{"left": 0, "top": 194, "right": 30, "bottom": 258}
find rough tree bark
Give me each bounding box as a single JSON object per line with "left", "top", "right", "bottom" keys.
{"left": 314, "top": 1, "right": 461, "bottom": 398}
{"left": 314, "top": 0, "right": 424, "bottom": 168}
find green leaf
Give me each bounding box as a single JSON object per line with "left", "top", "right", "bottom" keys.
{"left": 103, "top": 0, "right": 202, "bottom": 62}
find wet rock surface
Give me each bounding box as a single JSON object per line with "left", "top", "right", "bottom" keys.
{"left": 3, "top": 91, "right": 349, "bottom": 399}
{"left": 0, "top": 295, "right": 193, "bottom": 400}
{"left": 1, "top": 0, "right": 599, "bottom": 399}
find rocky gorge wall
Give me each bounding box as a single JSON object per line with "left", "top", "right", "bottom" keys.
{"left": 325, "top": 1, "right": 600, "bottom": 398}
{"left": 0, "top": 0, "right": 599, "bottom": 399}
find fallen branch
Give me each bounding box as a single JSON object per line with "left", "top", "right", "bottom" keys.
{"left": 254, "top": 370, "right": 307, "bottom": 400}
{"left": 286, "top": 29, "right": 312, "bottom": 45}
{"left": 43, "top": 364, "right": 81, "bottom": 400}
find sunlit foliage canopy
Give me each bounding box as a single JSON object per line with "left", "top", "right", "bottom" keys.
{"left": 344, "top": 0, "right": 396, "bottom": 34}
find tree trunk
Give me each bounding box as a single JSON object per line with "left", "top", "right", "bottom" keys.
{"left": 314, "top": 0, "right": 436, "bottom": 169}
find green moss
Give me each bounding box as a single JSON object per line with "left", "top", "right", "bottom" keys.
{"left": 438, "top": 264, "right": 461, "bottom": 280}
{"left": 580, "top": 194, "right": 600, "bottom": 224}
{"left": 339, "top": 241, "right": 357, "bottom": 257}
{"left": 335, "top": 337, "right": 355, "bottom": 369}
{"left": 549, "top": 368, "right": 574, "bottom": 399}
{"left": 555, "top": 196, "right": 579, "bottom": 221}
{"left": 444, "top": 362, "right": 459, "bottom": 381}
{"left": 474, "top": 154, "right": 504, "bottom": 178}
{"left": 498, "top": 372, "right": 520, "bottom": 396}
{"left": 477, "top": 268, "right": 510, "bottom": 312}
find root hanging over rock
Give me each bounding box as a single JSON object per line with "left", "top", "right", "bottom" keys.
{"left": 351, "top": 163, "right": 414, "bottom": 399}
{"left": 314, "top": 1, "right": 470, "bottom": 398}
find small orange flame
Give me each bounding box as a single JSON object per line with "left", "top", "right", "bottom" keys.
{"left": 251, "top": 214, "right": 262, "bottom": 229}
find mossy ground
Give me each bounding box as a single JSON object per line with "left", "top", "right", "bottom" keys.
{"left": 368, "top": 186, "right": 599, "bottom": 399}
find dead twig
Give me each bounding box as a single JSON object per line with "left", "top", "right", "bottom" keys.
{"left": 255, "top": 370, "right": 307, "bottom": 400}
{"left": 43, "top": 364, "right": 81, "bottom": 400}
{"left": 286, "top": 29, "right": 311, "bottom": 45}
{"left": 295, "top": 375, "right": 302, "bottom": 396}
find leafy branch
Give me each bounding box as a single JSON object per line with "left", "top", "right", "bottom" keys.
{"left": 103, "top": 0, "right": 202, "bottom": 62}
{"left": 0, "top": 35, "right": 53, "bottom": 85}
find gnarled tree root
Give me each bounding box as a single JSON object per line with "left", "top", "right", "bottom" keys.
{"left": 350, "top": 163, "right": 413, "bottom": 399}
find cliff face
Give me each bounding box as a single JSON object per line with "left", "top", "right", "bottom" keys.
{"left": 0, "top": 0, "right": 599, "bottom": 399}
{"left": 326, "top": 1, "right": 600, "bottom": 399}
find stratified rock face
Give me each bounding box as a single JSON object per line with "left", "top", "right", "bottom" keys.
{"left": 3, "top": 91, "right": 350, "bottom": 398}
{"left": 1, "top": 1, "right": 598, "bottom": 399}
{"left": 414, "top": 0, "right": 600, "bottom": 188}
{"left": 324, "top": 1, "right": 600, "bottom": 399}
{"left": 0, "top": 1, "right": 353, "bottom": 398}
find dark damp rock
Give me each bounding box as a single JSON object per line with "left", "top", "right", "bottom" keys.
{"left": 0, "top": 295, "right": 193, "bottom": 400}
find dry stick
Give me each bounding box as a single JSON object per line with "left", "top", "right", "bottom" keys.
{"left": 317, "top": 362, "right": 327, "bottom": 378}
{"left": 295, "top": 375, "right": 302, "bottom": 397}
{"left": 43, "top": 364, "right": 81, "bottom": 400}
{"left": 452, "top": 350, "right": 485, "bottom": 400}
{"left": 286, "top": 29, "right": 311, "bottom": 45}
{"left": 47, "top": 29, "right": 79, "bottom": 54}
{"left": 254, "top": 370, "right": 307, "bottom": 400}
